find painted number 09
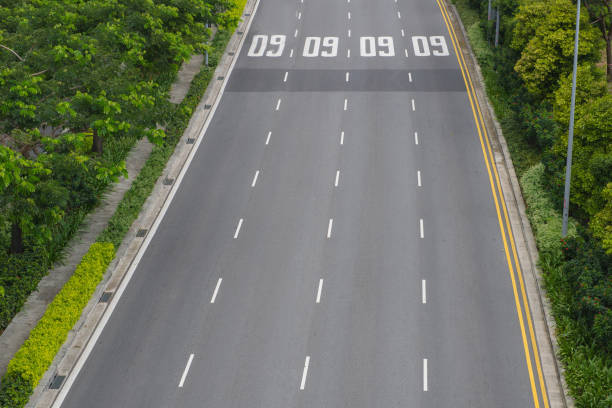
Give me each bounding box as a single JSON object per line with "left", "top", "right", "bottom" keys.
{"left": 303, "top": 37, "right": 339, "bottom": 57}
{"left": 360, "top": 36, "right": 395, "bottom": 57}
{"left": 247, "top": 35, "right": 286, "bottom": 57}
{"left": 411, "top": 36, "right": 449, "bottom": 56}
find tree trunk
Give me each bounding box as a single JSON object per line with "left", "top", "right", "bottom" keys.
{"left": 607, "top": 29, "right": 612, "bottom": 81}
{"left": 10, "top": 222, "right": 24, "bottom": 254}
{"left": 91, "top": 129, "right": 103, "bottom": 154}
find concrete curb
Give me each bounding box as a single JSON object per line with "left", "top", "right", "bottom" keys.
{"left": 444, "top": 3, "right": 573, "bottom": 407}
{"left": 28, "top": 1, "right": 259, "bottom": 406}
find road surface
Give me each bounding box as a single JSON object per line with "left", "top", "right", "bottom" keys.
{"left": 59, "top": 0, "right": 550, "bottom": 406}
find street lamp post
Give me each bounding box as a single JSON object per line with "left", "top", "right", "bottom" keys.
{"left": 562, "top": 0, "right": 581, "bottom": 236}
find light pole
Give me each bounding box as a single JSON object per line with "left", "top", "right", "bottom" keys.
{"left": 562, "top": 0, "right": 581, "bottom": 236}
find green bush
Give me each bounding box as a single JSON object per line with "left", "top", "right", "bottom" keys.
{"left": 0, "top": 242, "right": 114, "bottom": 408}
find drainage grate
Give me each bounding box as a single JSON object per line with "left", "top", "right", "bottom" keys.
{"left": 228, "top": 52, "right": 235, "bottom": 56}
{"left": 204, "top": 104, "right": 212, "bottom": 109}
{"left": 163, "top": 177, "right": 174, "bottom": 186}
{"left": 49, "top": 375, "right": 65, "bottom": 390}
{"left": 136, "top": 229, "right": 147, "bottom": 237}
{"left": 244, "top": 13, "right": 251, "bottom": 16}
{"left": 237, "top": 31, "right": 243, "bottom": 35}
{"left": 187, "top": 138, "right": 195, "bottom": 144}
{"left": 217, "top": 76, "right": 224, "bottom": 80}
{"left": 99, "top": 292, "right": 113, "bottom": 303}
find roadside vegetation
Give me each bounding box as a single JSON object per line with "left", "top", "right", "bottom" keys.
{"left": 451, "top": 0, "right": 611, "bottom": 406}
{"left": 0, "top": 0, "right": 246, "bottom": 406}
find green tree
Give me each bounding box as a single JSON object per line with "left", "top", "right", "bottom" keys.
{"left": 511, "top": 0, "right": 603, "bottom": 98}
{"left": 591, "top": 183, "right": 612, "bottom": 254}
{"left": 583, "top": 0, "right": 612, "bottom": 80}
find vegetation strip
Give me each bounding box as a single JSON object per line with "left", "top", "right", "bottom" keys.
{"left": 0, "top": 0, "right": 248, "bottom": 406}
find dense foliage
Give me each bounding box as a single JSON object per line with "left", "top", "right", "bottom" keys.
{"left": 454, "top": 0, "right": 610, "bottom": 406}
{"left": 0, "top": 0, "right": 238, "bottom": 332}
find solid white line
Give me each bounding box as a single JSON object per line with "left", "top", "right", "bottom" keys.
{"left": 290, "top": 48, "right": 294, "bottom": 58}
{"left": 404, "top": 48, "right": 409, "bottom": 58}
{"left": 401, "top": 29, "right": 405, "bottom": 37}
{"left": 327, "top": 218, "right": 333, "bottom": 238}
{"left": 414, "top": 131, "right": 419, "bottom": 145}
{"left": 408, "top": 72, "right": 412, "bottom": 82}
{"left": 294, "top": 29, "right": 298, "bottom": 37}
{"left": 48, "top": 1, "right": 262, "bottom": 404}
{"left": 346, "top": 72, "right": 349, "bottom": 82}
{"left": 276, "top": 98, "right": 282, "bottom": 111}
{"left": 348, "top": 11, "right": 351, "bottom": 19}
{"left": 411, "top": 99, "right": 415, "bottom": 111}
{"left": 266, "top": 131, "right": 271, "bottom": 145}
{"left": 423, "top": 358, "right": 428, "bottom": 391}
{"left": 252, "top": 170, "right": 260, "bottom": 187}
{"left": 343, "top": 98, "right": 348, "bottom": 111}
{"left": 300, "top": 356, "right": 310, "bottom": 390}
{"left": 417, "top": 170, "right": 421, "bottom": 187}
{"left": 348, "top": 29, "right": 351, "bottom": 37}
{"left": 298, "top": 11, "right": 301, "bottom": 19}
{"left": 316, "top": 279, "right": 323, "bottom": 303}
{"left": 340, "top": 131, "right": 345, "bottom": 145}
{"left": 211, "top": 278, "right": 222, "bottom": 303}
{"left": 422, "top": 279, "right": 426, "bottom": 304}
{"left": 283, "top": 71, "right": 288, "bottom": 82}
{"left": 335, "top": 170, "right": 340, "bottom": 187}
{"left": 179, "top": 354, "right": 195, "bottom": 388}
{"left": 347, "top": 48, "right": 351, "bottom": 58}
{"left": 397, "top": 11, "right": 401, "bottom": 18}
{"left": 420, "top": 218, "right": 424, "bottom": 238}
{"left": 234, "top": 218, "right": 244, "bottom": 239}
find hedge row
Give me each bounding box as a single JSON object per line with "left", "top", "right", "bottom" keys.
{"left": 0, "top": 242, "right": 115, "bottom": 407}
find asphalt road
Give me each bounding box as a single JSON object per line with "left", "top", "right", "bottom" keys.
{"left": 59, "top": 0, "right": 549, "bottom": 407}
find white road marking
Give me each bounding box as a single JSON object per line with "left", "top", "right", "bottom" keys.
{"left": 335, "top": 170, "right": 340, "bottom": 187}
{"left": 347, "top": 48, "right": 351, "bottom": 58}
{"left": 348, "top": 29, "right": 351, "bottom": 37}
{"left": 251, "top": 170, "right": 260, "bottom": 187}
{"left": 397, "top": 11, "right": 401, "bottom": 18}
{"left": 47, "top": 0, "right": 262, "bottom": 404}
{"left": 411, "top": 99, "right": 415, "bottom": 111}
{"left": 417, "top": 170, "right": 421, "bottom": 187}
{"left": 298, "top": 11, "right": 301, "bottom": 19}
{"left": 211, "top": 278, "right": 222, "bottom": 303}
{"left": 422, "top": 279, "right": 426, "bottom": 304}
{"left": 348, "top": 11, "right": 351, "bottom": 19}
{"left": 401, "top": 29, "right": 405, "bottom": 37}
{"left": 234, "top": 218, "right": 244, "bottom": 239}
{"left": 340, "top": 131, "right": 345, "bottom": 145}
{"left": 283, "top": 71, "right": 288, "bottom": 82}
{"left": 414, "top": 131, "right": 419, "bottom": 145}
{"left": 294, "top": 29, "right": 299, "bottom": 37}
{"left": 276, "top": 98, "right": 282, "bottom": 111}
{"left": 290, "top": 48, "right": 294, "bottom": 58}
{"left": 300, "top": 356, "right": 310, "bottom": 390}
{"left": 420, "top": 218, "right": 424, "bottom": 238}
{"left": 316, "top": 279, "right": 324, "bottom": 303}
{"left": 346, "top": 72, "right": 350, "bottom": 82}
{"left": 266, "top": 131, "right": 271, "bottom": 145}
{"left": 423, "top": 358, "right": 428, "bottom": 391}
{"left": 327, "top": 218, "right": 333, "bottom": 238}
{"left": 178, "top": 354, "right": 195, "bottom": 387}
{"left": 408, "top": 72, "right": 412, "bottom": 82}
{"left": 344, "top": 98, "right": 348, "bottom": 111}
{"left": 404, "top": 48, "right": 409, "bottom": 58}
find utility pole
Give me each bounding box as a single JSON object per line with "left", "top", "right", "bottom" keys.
{"left": 488, "top": 0, "right": 492, "bottom": 20}
{"left": 562, "top": 0, "right": 581, "bottom": 236}
{"left": 495, "top": 7, "right": 500, "bottom": 47}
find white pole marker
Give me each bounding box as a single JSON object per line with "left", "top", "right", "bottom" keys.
{"left": 234, "top": 218, "right": 244, "bottom": 239}
{"left": 300, "top": 356, "right": 311, "bottom": 390}
{"left": 420, "top": 218, "right": 424, "bottom": 238}
{"left": 335, "top": 170, "right": 340, "bottom": 187}
{"left": 423, "top": 358, "right": 428, "bottom": 391}
{"left": 211, "top": 278, "right": 222, "bottom": 303}
{"left": 316, "top": 279, "right": 324, "bottom": 303}
{"left": 417, "top": 170, "right": 421, "bottom": 187}
{"left": 251, "top": 170, "right": 260, "bottom": 187}
{"left": 178, "top": 354, "right": 195, "bottom": 388}
{"left": 422, "top": 279, "right": 426, "bottom": 304}
{"left": 327, "top": 218, "right": 334, "bottom": 238}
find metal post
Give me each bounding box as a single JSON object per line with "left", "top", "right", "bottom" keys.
{"left": 495, "top": 8, "right": 500, "bottom": 47}
{"left": 488, "top": 0, "right": 492, "bottom": 20}
{"left": 205, "top": 50, "right": 209, "bottom": 66}
{"left": 562, "top": 0, "right": 581, "bottom": 236}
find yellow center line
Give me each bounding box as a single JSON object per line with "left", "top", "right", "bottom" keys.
{"left": 435, "top": 1, "right": 548, "bottom": 407}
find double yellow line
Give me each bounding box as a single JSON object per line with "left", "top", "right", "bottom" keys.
{"left": 435, "top": 1, "right": 550, "bottom": 407}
